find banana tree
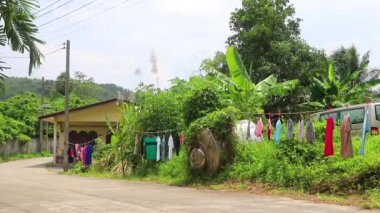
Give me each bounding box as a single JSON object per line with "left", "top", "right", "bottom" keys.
{"left": 307, "top": 64, "right": 380, "bottom": 108}
{"left": 206, "top": 46, "right": 298, "bottom": 114}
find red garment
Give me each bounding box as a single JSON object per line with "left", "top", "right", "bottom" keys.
{"left": 324, "top": 116, "right": 334, "bottom": 157}
{"left": 69, "top": 148, "right": 74, "bottom": 158}
{"left": 267, "top": 118, "right": 272, "bottom": 141}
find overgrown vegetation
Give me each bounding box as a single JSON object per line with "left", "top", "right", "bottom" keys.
{"left": 0, "top": 151, "right": 51, "bottom": 163}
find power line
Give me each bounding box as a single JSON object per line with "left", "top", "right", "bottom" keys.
{"left": 39, "top": 0, "right": 117, "bottom": 36}
{"left": 43, "top": 0, "right": 145, "bottom": 42}
{"left": 37, "top": 0, "right": 74, "bottom": 19}
{"left": 39, "top": 0, "right": 100, "bottom": 28}
{"left": 0, "top": 47, "right": 65, "bottom": 59}
{"left": 34, "top": 0, "right": 63, "bottom": 15}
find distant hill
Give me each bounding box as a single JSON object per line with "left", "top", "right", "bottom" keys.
{"left": 0, "top": 77, "right": 132, "bottom": 101}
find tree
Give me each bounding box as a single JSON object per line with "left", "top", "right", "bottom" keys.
{"left": 306, "top": 64, "right": 380, "bottom": 108}
{"left": 71, "top": 71, "right": 105, "bottom": 101}
{"left": 201, "top": 51, "right": 228, "bottom": 75}
{"left": 330, "top": 45, "right": 380, "bottom": 86}
{"left": 0, "top": 0, "right": 44, "bottom": 94}
{"left": 227, "top": 0, "right": 326, "bottom": 83}
{"left": 55, "top": 72, "right": 73, "bottom": 96}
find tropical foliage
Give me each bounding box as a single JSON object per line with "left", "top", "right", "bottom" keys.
{"left": 205, "top": 46, "right": 298, "bottom": 114}
{"left": 308, "top": 64, "right": 380, "bottom": 108}
{"left": 0, "top": 0, "right": 44, "bottom": 94}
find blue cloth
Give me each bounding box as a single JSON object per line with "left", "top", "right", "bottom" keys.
{"left": 85, "top": 145, "right": 93, "bottom": 165}
{"left": 161, "top": 136, "right": 166, "bottom": 161}
{"left": 274, "top": 119, "right": 282, "bottom": 145}
{"left": 360, "top": 107, "right": 369, "bottom": 156}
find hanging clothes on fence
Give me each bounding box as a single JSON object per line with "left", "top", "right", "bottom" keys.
{"left": 267, "top": 118, "right": 272, "bottom": 141}
{"left": 274, "top": 119, "right": 282, "bottom": 145}
{"left": 143, "top": 136, "right": 158, "bottom": 160}
{"left": 168, "top": 135, "right": 174, "bottom": 160}
{"left": 287, "top": 118, "right": 294, "bottom": 139}
{"left": 255, "top": 117, "right": 264, "bottom": 141}
{"left": 85, "top": 144, "right": 93, "bottom": 166}
{"left": 360, "top": 107, "right": 370, "bottom": 156}
{"left": 298, "top": 119, "right": 304, "bottom": 142}
{"left": 68, "top": 146, "right": 75, "bottom": 163}
{"left": 324, "top": 115, "right": 334, "bottom": 157}
{"left": 306, "top": 118, "right": 315, "bottom": 144}
{"left": 340, "top": 114, "right": 353, "bottom": 158}
{"left": 161, "top": 135, "right": 166, "bottom": 161}
{"left": 156, "top": 136, "right": 161, "bottom": 162}
{"left": 173, "top": 132, "right": 180, "bottom": 156}
{"left": 81, "top": 145, "right": 87, "bottom": 166}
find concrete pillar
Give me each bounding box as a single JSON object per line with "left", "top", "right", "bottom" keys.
{"left": 53, "top": 121, "right": 57, "bottom": 165}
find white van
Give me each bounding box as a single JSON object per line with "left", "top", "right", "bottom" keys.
{"left": 312, "top": 103, "right": 380, "bottom": 135}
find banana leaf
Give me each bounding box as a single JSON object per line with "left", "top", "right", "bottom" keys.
{"left": 226, "top": 46, "right": 253, "bottom": 91}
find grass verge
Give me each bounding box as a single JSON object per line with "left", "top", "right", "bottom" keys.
{"left": 0, "top": 151, "right": 51, "bottom": 163}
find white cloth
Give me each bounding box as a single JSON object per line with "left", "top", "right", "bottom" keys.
{"left": 235, "top": 120, "right": 262, "bottom": 142}
{"left": 156, "top": 136, "right": 161, "bottom": 161}
{"left": 298, "top": 120, "right": 304, "bottom": 142}
{"left": 168, "top": 135, "right": 174, "bottom": 160}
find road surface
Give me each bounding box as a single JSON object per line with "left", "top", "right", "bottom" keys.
{"left": 0, "top": 158, "right": 375, "bottom": 212}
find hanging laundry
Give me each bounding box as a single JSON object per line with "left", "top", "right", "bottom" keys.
{"left": 298, "top": 119, "right": 304, "bottom": 142}
{"left": 340, "top": 114, "right": 353, "bottom": 158}
{"left": 287, "top": 118, "right": 294, "bottom": 139}
{"left": 179, "top": 133, "right": 185, "bottom": 145}
{"left": 168, "top": 135, "right": 174, "bottom": 160}
{"left": 255, "top": 118, "right": 264, "bottom": 140}
{"left": 173, "top": 132, "right": 180, "bottom": 156}
{"left": 360, "top": 107, "right": 370, "bottom": 156}
{"left": 81, "top": 145, "right": 87, "bottom": 166}
{"left": 306, "top": 119, "right": 315, "bottom": 144}
{"left": 274, "top": 119, "right": 282, "bottom": 145}
{"left": 161, "top": 135, "right": 166, "bottom": 161}
{"left": 324, "top": 115, "right": 334, "bottom": 157}
{"left": 85, "top": 144, "right": 93, "bottom": 166}
{"left": 267, "top": 118, "right": 272, "bottom": 141}
{"left": 143, "top": 136, "right": 158, "bottom": 160}
{"left": 156, "top": 136, "right": 161, "bottom": 162}
{"left": 134, "top": 135, "right": 140, "bottom": 155}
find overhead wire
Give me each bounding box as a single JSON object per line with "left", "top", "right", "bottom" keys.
{"left": 39, "top": 0, "right": 119, "bottom": 36}
{"left": 43, "top": 0, "right": 146, "bottom": 42}
{"left": 0, "top": 47, "right": 65, "bottom": 59}
{"left": 39, "top": 0, "right": 100, "bottom": 28}
{"left": 37, "top": 0, "right": 74, "bottom": 19}
{"left": 34, "top": 0, "right": 63, "bottom": 15}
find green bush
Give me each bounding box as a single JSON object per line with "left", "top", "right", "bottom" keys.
{"left": 17, "top": 134, "right": 31, "bottom": 144}
{"left": 183, "top": 87, "right": 222, "bottom": 126}
{"left": 157, "top": 150, "right": 190, "bottom": 185}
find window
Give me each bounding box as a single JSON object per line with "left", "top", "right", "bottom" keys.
{"left": 376, "top": 105, "right": 380, "bottom": 121}
{"left": 320, "top": 111, "right": 340, "bottom": 122}
{"left": 340, "top": 108, "right": 365, "bottom": 124}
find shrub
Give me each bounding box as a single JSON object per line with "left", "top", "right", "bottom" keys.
{"left": 183, "top": 87, "right": 222, "bottom": 126}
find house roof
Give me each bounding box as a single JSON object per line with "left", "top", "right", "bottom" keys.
{"left": 38, "top": 98, "right": 128, "bottom": 120}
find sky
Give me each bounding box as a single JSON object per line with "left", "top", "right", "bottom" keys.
{"left": 2, "top": 0, "right": 380, "bottom": 90}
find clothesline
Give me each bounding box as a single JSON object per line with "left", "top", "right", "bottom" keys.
{"left": 236, "top": 108, "right": 328, "bottom": 116}
{"left": 65, "top": 131, "right": 113, "bottom": 145}
{"left": 125, "top": 127, "right": 183, "bottom": 134}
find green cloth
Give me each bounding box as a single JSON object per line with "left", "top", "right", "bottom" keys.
{"left": 143, "top": 136, "right": 157, "bottom": 160}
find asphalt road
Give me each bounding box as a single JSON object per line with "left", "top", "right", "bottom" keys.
{"left": 0, "top": 158, "right": 375, "bottom": 213}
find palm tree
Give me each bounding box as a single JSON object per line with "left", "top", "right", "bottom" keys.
{"left": 307, "top": 64, "right": 380, "bottom": 108}
{"left": 0, "top": 0, "right": 44, "bottom": 94}
{"left": 330, "top": 45, "right": 380, "bottom": 87}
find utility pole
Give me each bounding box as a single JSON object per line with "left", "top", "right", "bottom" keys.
{"left": 63, "top": 40, "right": 70, "bottom": 172}
{"left": 39, "top": 77, "right": 45, "bottom": 152}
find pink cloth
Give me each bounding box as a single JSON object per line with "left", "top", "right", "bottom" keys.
{"left": 255, "top": 118, "right": 264, "bottom": 137}
{"left": 81, "top": 146, "right": 87, "bottom": 166}
{"left": 69, "top": 148, "right": 74, "bottom": 158}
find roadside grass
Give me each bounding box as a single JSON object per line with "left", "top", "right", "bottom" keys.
{"left": 65, "top": 131, "right": 380, "bottom": 209}
{"left": 0, "top": 151, "right": 51, "bottom": 163}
